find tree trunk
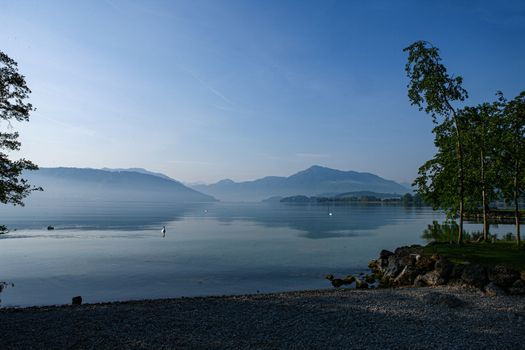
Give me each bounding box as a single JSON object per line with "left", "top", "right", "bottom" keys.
{"left": 452, "top": 112, "right": 464, "bottom": 245}
{"left": 514, "top": 165, "right": 521, "bottom": 246}
{"left": 481, "top": 150, "right": 489, "bottom": 241}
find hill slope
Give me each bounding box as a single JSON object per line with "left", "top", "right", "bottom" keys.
{"left": 23, "top": 167, "right": 217, "bottom": 203}
{"left": 192, "top": 165, "right": 409, "bottom": 201}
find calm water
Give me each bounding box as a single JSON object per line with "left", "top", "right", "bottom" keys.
{"left": 0, "top": 201, "right": 517, "bottom": 307}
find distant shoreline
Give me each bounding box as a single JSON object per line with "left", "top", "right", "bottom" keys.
{"left": 0, "top": 286, "right": 523, "bottom": 349}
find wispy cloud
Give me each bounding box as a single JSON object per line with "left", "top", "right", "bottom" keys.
{"left": 180, "top": 67, "right": 235, "bottom": 107}
{"left": 296, "top": 153, "right": 331, "bottom": 159}
{"left": 167, "top": 160, "right": 215, "bottom": 166}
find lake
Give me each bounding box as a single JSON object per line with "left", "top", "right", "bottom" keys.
{"left": 0, "top": 201, "right": 517, "bottom": 307}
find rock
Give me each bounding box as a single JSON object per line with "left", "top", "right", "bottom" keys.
{"left": 72, "top": 296, "right": 82, "bottom": 305}
{"left": 449, "top": 264, "right": 465, "bottom": 280}
{"left": 394, "top": 245, "right": 423, "bottom": 257}
{"left": 520, "top": 271, "right": 525, "bottom": 281}
{"left": 369, "top": 257, "right": 390, "bottom": 274}
{"left": 355, "top": 279, "right": 369, "bottom": 289}
{"left": 421, "top": 292, "right": 463, "bottom": 308}
{"left": 383, "top": 255, "right": 403, "bottom": 279}
{"left": 331, "top": 279, "right": 344, "bottom": 288}
{"left": 488, "top": 265, "right": 520, "bottom": 288}
{"left": 368, "top": 260, "right": 380, "bottom": 274}
{"left": 434, "top": 258, "right": 454, "bottom": 279}
{"left": 415, "top": 255, "right": 435, "bottom": 272}
{"left": 326, "top": 274, "right": 355, "bottom": 288}
{"left": 47, "top": 226, "right": 54, "bottom": 230}
{"left": 484, "top": 282, "right": 506, "bottom": 297}
{"left": 344, "top": 275, "right": 356, "bottom": 284}
{"left": 364, "top": 274, "right": 376, "bottom": 284}
{"left": 419, "top": 270, "right": 446, "bottom": 286}
{"left": 379, "top": 249, "right": 394, "bottom": 260}
{"left": 378, "top": 258, "right": 389, "bottom": 271}
{"left": 394, "top": 265, "right": 419, "bottom": 286}
{"left": 414, "top": 275, "right": 426, "bottom": 287}
{"left": 509, "top": 280, "right": 525, "bottom": 295}
{"left": 461, "top": 264, "right": 487, "bottom": 288}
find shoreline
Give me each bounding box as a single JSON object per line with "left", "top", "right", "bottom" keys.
{"left": 1, "top": 286, "right": 524, "bottom": 349}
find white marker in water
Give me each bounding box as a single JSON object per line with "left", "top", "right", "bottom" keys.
{"left": 161, "top": 226, "right": 166, "bottom": 237}
{"left": 328, "top": 212, "right": 333, "bottom": 216}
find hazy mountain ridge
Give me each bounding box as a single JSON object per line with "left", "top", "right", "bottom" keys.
{"left": 102, "top": 167, "right": 177, "bottom": 182}
{"left": 193, "top": 165, "right": 409, "bottom": 201}
{"left": 23, "top": 167, "right": 217, "bottom": 203}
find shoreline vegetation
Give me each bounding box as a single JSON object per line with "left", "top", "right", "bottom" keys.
{"left": 279, "top": 192, "right": 425, "bottom": 205}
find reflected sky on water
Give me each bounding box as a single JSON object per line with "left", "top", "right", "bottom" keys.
{"left": 0, "top": 201, "right": 518, "bottom": 307}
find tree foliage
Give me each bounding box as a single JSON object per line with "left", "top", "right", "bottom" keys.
{"left": 404, "top": 41, "right": 468, "bottom": 243}
{"left": 459, "top": 102, "right": 502, "bottom": 240}
{"left": 498, "top": 92, "right": 525, "bottom": 245}
{"left": 0, "top": 50, "right": 40, "bottom": 211}
{"left": 404, "top": 41, "right": 468, "bottom": 122}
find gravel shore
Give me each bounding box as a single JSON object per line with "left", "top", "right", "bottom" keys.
{"left": 1, "top": 286, "right": 524, "bottom": 349}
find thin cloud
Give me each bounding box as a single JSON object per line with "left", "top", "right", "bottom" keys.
{"left": 296, "top": 153, "right": 331, "bottom": 159}
{"left": 167, "top": 160, "right": 215, "bottom": 166}
{"left": 180, "top": 67, "right": 235, "bottom": 107}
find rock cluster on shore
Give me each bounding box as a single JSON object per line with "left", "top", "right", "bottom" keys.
{"left": 368, "top": 245, "right": 525, "bottom": 296}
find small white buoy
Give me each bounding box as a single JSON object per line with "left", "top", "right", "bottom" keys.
{"left": 328, "top": 212, "right": 333, "bottom": 216}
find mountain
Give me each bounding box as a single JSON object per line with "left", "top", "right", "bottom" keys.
{"left": 23, "top": 167, "right": 217, "bottom": 203}
{"left": 102, "top": 167, "right": 175, "bottom": 182}
{"left": 192, "top": 165, "right": 410, "bottom": 201}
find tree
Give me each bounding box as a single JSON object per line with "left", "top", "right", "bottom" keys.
{"left": 404, "top": 41, "right": 468, "bottom": 244}
{"left": 499, "top": 91, "right": 525, "bottom": 245}
{"left": 414, "top": 118, "right": 463, "bottom": 227}
{"left": 0, "top": 50, "right": 41, "bottom": 226}
{"left": 460, "top": 102, "right": 502, "bottom": 241}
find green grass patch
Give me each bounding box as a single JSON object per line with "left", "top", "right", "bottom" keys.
{"left": 423, "top": 241, "right": 525, "bottom": 270}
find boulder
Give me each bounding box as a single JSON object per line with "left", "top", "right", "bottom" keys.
{"left": 364, "top": 274, "right": 376, "bottom": 284}
{"left": 415, "top": 255, "right": 435, "bottom": 273}
{"left": 383, "top": 255, "right": 404, "bottom": 279}
{"left": 434, "top": 258, "right": 454, "bottom": 280}
{"left": 488, "top": 265, "right": 520, "bottom": 288}
{"left": 414, "top": 275, "right": 426, "bottom": 287}
{"left": 461, "top": 264, "right": 487, "bottom": 288}
{"left": 419, "top": 270, "right": 446, "bottom": 286}
{"left": 331, "top": 279, "right": 344, "bottom": 288}
{"left": 355, "top": 279, "right": 369, "bottom": 289}
{"left": 449, "top": 264, "right": 465, "bottom": 280}
{"left": 509, "top": 280, "right": 525, "bottom": 295}
{"left": 326, "top": 274, "right": 355, "bottom": 288}
{"left": 484, "top": 282, "right": 506, "bottom": 297}
{"left": 379, "top": 249, "right": 394, "bottom": 260}
{"left": 72, "top": 296, "right": 82, "bottom": 305}
{"left": 394, "top": 265, "right": 419, "bottom": 286}
{"left": 421, "top": 292, "right": 463, "bottom": 308}
{"left": 394, "top": 245, "right": 423, "bottom": 257}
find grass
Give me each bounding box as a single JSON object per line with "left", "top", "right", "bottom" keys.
{"left": 423, "top": 241, "right": 525, "bottom": 270}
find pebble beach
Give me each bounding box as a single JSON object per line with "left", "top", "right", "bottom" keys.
{"left": 1, "top": 285, "right": 524, "bottom": 349}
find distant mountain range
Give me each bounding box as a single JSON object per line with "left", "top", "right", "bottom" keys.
{"left": 23, "top": 167, "right": 217, "bottom": 203}
{"left": 192, "top": 165, "right": 410, "bottom": 201}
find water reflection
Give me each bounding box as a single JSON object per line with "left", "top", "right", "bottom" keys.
{"left": 0, "top": 201, "right": 443, "bottom": 307}
{"left": 0, "top": 200, "right": 202, "bottom": 231}
{"left": 203, "top": 202, "right": 422, "bottom": 239}
{"left": 1, "top": 200, "right": 425, "bottom": 240}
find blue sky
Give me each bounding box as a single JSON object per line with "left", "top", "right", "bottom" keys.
{"left": 1, "top": 0, "right": 524, "bottom": 184}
